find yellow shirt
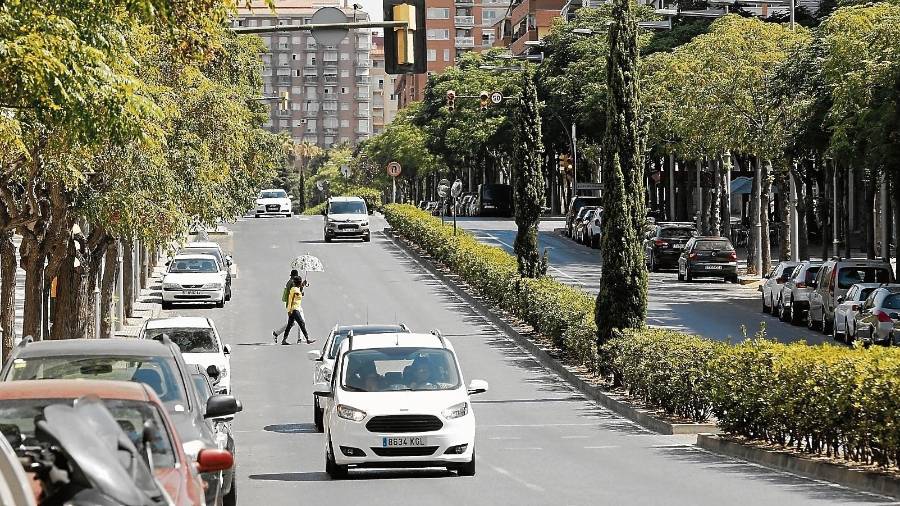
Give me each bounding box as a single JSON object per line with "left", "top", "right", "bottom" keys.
{"left": 287, "top": 287, "right": 303, "bottom": 313}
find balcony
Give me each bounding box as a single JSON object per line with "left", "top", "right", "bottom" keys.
{"left": 455, "top": 0, "right": 474, "bottom": 5}
{"left": 356, "top": 59, "right": 371, "bottom": 68}
{"left": 455, "top": 36, "right": 475, "bottom": 48}
{"left": 356, "top": 76, "right": 370, "bottom": 85}
{"left": 323, "top": 76, "right": 339, "bottom": 85}
{"left": 454, "top": 15, "right": 475, "bottom": 27}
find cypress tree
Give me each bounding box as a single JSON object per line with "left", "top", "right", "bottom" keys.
{"left": 596, "top": 0, "right": 648, "bottom": 345}
{"left": 513, "top": 66, "right": 547, "bottom": 278}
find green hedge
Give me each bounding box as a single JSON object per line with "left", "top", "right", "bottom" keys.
{"left": 385, "top": 204, "right": 900, "bottom": 470}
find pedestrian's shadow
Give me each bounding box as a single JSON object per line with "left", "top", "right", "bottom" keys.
{"left": 249, "top": 472, "right": 329, "bottom": 482}
{"left": 263, "top": 423, "right": 317, "bottom": 434}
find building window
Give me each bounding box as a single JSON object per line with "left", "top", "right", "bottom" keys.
{"left": 378, "top": 78, "right": 384, "bottom": 89}
{"left": 426, "top": 7, "right": 450, "bottom": 18}
{"left": 427, "top": 49, "right": 437, "bottom": 61}
{"left": 443, "top": 49, "right": 450, "bottom": 61}
{"left": 341, "top": 87, "right": 348, "bottom": 94}
{"left": 426, "top": 29, "right": 450, "bottom": 40}
{"left": 292, "top": 53, "right": 299, "bottom": 60}
{"left": 340, "top": 69, "right": 350, "bottom": 77}
{"left": 340, "top": 52, "right": 350, "bottom": 60}
{"left": 306, "top": 119, "right": 317, "bottom": 131}
{"left": 291, "top": 102, "right": 301, "bottom": 111}
{"left": 341, "top": 119, "right": 350, "bottom": 128}
{"left": 358, "top": 119, "right": 369, "bottom": 132}
{"left": 307, "top": 54, "right": 316, "bottom": 65}
{"left": 341, "top": 102, "right": 349, "bottom": 111}
{"left": 280, "top": 119, "right": 290, "bottom": 128}
{"left": 324, "top": 51, "right": 338, "bottom": 61}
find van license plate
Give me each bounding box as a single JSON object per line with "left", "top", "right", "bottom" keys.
{"left": 383, "top": 437, "right": 426, "bottom": 447}
{"left": 184, "top": 290, "right": 202, "bottom": 295}
{"left": 705, "top": 265, "right": 723, "bottom": 270}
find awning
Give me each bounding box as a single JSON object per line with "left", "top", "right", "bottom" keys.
{"left": 730, "top": 176, "right": 753, "bottom": 195}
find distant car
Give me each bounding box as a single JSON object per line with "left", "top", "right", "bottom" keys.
{"left": 760, "top": 261, "right": 798, "bottom": 315}
{"left": 565, "top": 196, "right": 602, "bottom": 237}
{"left": 456, "top": 194, "right": 474, "bottom": 216}
{"left": 255, "top": 188, "right": 293, "bottom": 217}
{"left": 808, "top": 258, "right": 894, "bottom": 334}
{"left": 0, "top": 338, "right": 243, "bottom": 506}
{"left": 319, "top": 331, "right": 488, "bottom": 479}
{"left": 583, "top": 208, "right": 603, "bottom": 248}
{"left": 778, "top": 261, "right": 823, "bottom": 325}
{"left": 0, "top": 379, "right": 225, "bottom": 506}
{"left": 162, "top": 254, "right": 227, "bottom": 309}
{"left": 643, "top": 222, "right": 697, "bottom": 272}
{"left": 180, "top": 241, "right": 233, "bottom": 302}
{"left": 140, "top": 316, "right": 232, "bottom": 394}
{"left": 473, "top": 184, "right": 513, "bottom": 217}
{"left": 425, "top": 202, "right": 438, "bottom": 215}
{"left": 572, "top": 206, "right": 598, "bottom": 245}
{"left": 677, "top": 237, "right": 739, "bottom": 283}
{"left": 850, "top": 286, "right": 900, "bottom": 346}
{"left": 307, "top": 324, "right": 411, "bottom": 432}
{"left": 324, "top": 196, "right": 370, "bottom": 242}
{"left": 187, "top": 364, "right": 237, "bottom": 506}
{"left": 832, "top": 283, "right": 882, "bottom": 342}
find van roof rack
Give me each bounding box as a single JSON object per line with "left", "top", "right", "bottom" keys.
{"left": 347, "top": 329, "right": 354, "bottom": 351}
{"left": 430, "top": 329, "right": 448, "bottom": 349}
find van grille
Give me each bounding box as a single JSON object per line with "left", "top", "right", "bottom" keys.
{"left": 366, "top": 415, "right": 443, "bottom": 433}
{"left": 371, "top": 446, "right": 439, "bottom": 457}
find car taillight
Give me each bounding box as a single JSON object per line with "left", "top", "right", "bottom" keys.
{"left": 655, "top": 239, "right": 668, "bottom": 247}
{"left": 850, "top": 304, "right": 860, "bottom": 311}
{"left": 689, "top": 252, "right": 698, "bottom": 260}
{"left": 729, "top": 251, "right": 737, "bottom": 261}
{"left": 795, "top": 282, "right": 806, "bottom": 288}
{"left": 829, "top": 268, "right": 837, "bottom": 294}
{"left": 875, "top": 310, "right": 893, "bottom": 323}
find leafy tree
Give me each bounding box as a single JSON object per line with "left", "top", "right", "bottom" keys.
{"left": 512, "top": 66, "right": 547, "bottom": 278}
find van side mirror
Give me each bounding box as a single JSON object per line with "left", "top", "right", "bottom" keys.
{"left": 307, "top": 350, "right": 322, "bottom": 362}
{"left": 205, "top": 395, "right": 242, "bottom": 419}
{"left": 467, "top": 379, "right": 488, "bottom": 395}
{"left": 223, "top": 344, "right": 232, "bottom": 355}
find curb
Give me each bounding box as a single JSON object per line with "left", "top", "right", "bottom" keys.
{"left": 697, "top": 434, "right": 900, "bottom": 500}
{"left": 382, "top": 229, "right": 719, "bottom": 436}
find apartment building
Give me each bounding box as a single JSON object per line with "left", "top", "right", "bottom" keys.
{"left": 370, "top": 34, "right": 399, "bottom": 134}
{"left": 395, "top": 0, "right": 504, "bottom": 108}
{"left": 235, "top": 0, "right": 374, "bottom": 148}
{"left": 490, "top": 0, "right": 565, "bottom": 55}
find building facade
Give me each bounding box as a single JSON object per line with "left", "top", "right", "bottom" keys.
{"left": 370, "top": 34, "right": 399, "bottom": 134}
{"left": 235, "top": 0, "right": 374, "bottom": 148}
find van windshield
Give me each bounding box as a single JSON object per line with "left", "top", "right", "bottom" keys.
{"left": 329, "top": 201, "right": 367, "bottom": 215}
{"left": 341, "top": 347, "right": 460, "bottom": 392}
{"left": 837, "top": 267, "right": 892, "bottom": 289}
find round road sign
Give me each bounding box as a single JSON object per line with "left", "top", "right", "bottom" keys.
{"left": 490, "top": 91, "right": 503, "bottom": 105}
{"left": 316, "top": 180, "right": 325, "bottom": 191}
{"left": 387, "top": 161, "right": 402, "bottom": 178}
{"left": 310, "top": 7, "right": 350, "bottom": 47}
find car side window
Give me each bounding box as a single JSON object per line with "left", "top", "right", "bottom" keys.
{"left": 863, "top": 292, "right": 877, "bottom": 310}
{"left": 818, "top": 265, "right": 831, "bottom": 291}
{"left": 846, "top": 286, "right": 857, "bottom": 300}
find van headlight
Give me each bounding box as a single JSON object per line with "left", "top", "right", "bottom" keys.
{"left": 336, "top": 404, "right": 367, "bottom": 422}
{"left": 202, "top": 283, "right": 223, "bottom": 290}
{"left": 442, "top": 402, "right": 468, "bottom": 420}
{"left": 163, "top": 283, "right": 181, "bottom": 291}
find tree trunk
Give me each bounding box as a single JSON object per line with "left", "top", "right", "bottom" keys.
{"left": 721, "top": 154, "right": 731, "bottom": 240}
{"left": 777, "top": 166, "right": 790, "bottom": 261}
{"left": 748, "top": 159, "right": 761, "bottom": 275}
{"left": 0, "top": 232, "right": 17, "bottom": 359}
{"left": 50, "top": 245, "right": 91, "bottom": 340}
{"left": 795, "top": 163, "right": 809, "bottom": 260}
{"left": 761, "top": 160, "right": 772, "bottom": 273}
{"left": 821, "top": 159, "right": 833, "bottom": 261}
{"left": 842, "top": 168, "right": 851, "bottom": 259}
{"left": 894, "top": 173, "right": 900, "bottom": 280}
{"left": 19, "top": 233, "right": 44, "bottom": 340}
{"left": 100, "top": 241, "right": 118, "bottom": 338}
{"left": 864, "top": 175, "right": 875, "bottom": 259}
{"left": 123, "top": 240, "right": 134, "bottom": 317}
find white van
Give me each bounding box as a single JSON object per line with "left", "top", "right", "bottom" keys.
{"left": 807, "top": 258, "right": 894, "bottom": 334}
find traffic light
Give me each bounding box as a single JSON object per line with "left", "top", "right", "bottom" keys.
{"left": 446, "top": 90, "right": 456, "bottom": 112}
{"left": 383, "top": 0, "right": 426, "bottom": 74}
{"left": 479, "top": 91, "right": 489, "bottom": 111}
{"left": 279, "top": 91, "right": 289, "bottom": 111}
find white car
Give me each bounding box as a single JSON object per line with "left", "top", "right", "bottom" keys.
{"left": 161, "top": 254, "right": 227, "bottom": 309}
{"left": 832, "top": 283, "right": 882, "bottom": 342}
{"left": 180, "top": 241, "right": 233, "bottom": 302}
{"left": 140, "top": 316, "right": 232, "bottom": 394}
{"left": 307, "top": 324, "right": 411, "bottom": 432}
{"left": 323, "top": 196, "right": 370, "bottom": 242}
{"left": 318, "top": 331, "right": 487, "bottom": 478}
{"left": 255, "top": 188, "right": 293, "bottom": 218}
{"left": 584, "top": 208, "right": 602, "bottom": 249}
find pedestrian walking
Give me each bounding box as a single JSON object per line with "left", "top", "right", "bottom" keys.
{"left": 282, "top": 276, "right": 314, "bottom": 345}
{"left": 272, "top": 269, "right": 308, "bottom": 342}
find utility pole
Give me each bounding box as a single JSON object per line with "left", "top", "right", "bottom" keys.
{"left": 571, "top": 123, "right": 578, "bottom": 198}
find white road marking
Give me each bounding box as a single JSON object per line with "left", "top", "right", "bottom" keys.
{"left": 488, "top": 436, "right": 522, "bottom": 441}
{"left": 489, "top": 465, "right": 545, "bottom": 493}
{"left": 584, "top": 445, "right": 619, "bottom": 449}
{"left": 482, "top": 423, "right": 598, "bottom": 428}
{"left": 478, "top": 231, "right": 586, "bottom": 286}
{"left": 560, "top": 435, "right": 589, "bottom": 439}
{"left": 501, "top": 447, "right": 543, "bottom": 451}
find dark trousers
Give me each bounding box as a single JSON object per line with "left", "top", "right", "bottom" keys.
{"left": 283, "top": 309, "right": 309, "bottom": 342}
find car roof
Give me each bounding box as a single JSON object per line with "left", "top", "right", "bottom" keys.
{"left": 0, "top": 379, "right": 152, "bottom": 402}
{"left": 260, "top": 188, "right": 286, "bottom": 192}
{"left": 851, "top": 282, "right": 884, "bottom": 289}
{"left": 146, "top": 317, "right": 211, "bottom": 330}
{"left": 12, "top": 338, "right": 172, "bottom": 358}
{"left": 826, "top": 258, "right": 892, "bottom": 266}
{"left": 183, "top": 242, "right": 221, "bottom": 250}
{"left": 171, "top": 253, "right": 218, "bottom": 261}
{"left": 657, "top": 222, "right": 696, "bottom": 228}
{"left": 692, "top": 236, "right": 731, "bottom": 242}
{"left": 329, "top": 196, "right": 364, "bottom": 202}
{"left": 335, "top": 324, "right": 407, "bottom": 333}
{"left": 339, "top": 332, "right": 450, "bottom": 352}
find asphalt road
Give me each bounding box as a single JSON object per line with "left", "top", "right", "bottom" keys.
{"left": 453, "top": 217, "right": 829, "bottom": 345}
{"left": 165, "top": 215, "right": 887, "bottom": 505}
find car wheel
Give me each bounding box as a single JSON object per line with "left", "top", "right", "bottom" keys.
{"left": 161, "top": 301, "right": 173, "bottom": 311}
{"left": 685, "top": 270, "right": 693, "bottom": 282}
{"left": 823, "top": 315, "right": 833, "bottom": 336}
{"left": 287, "top": 212, "right": 293, "bottom": 218}
{"left": 454, "top": 451, "right": 476, "bottom": 477}
{"left": 325, "top": 441, "right": 348, "bottom": 479}
{"left": 223, "top": 473, "right": 236, "bottom": 506}
{"left": 363, "top": 233, "right": 371, "bottom": 243}
{"left": 254, "top": 214, "right": 260, "bottom": 218}
{"left": 807, "top": 307, "right": 818, "bottom": 330}
{"left": 677, "top": 266, "right": 684, "bottom": 282}
{"left": 762, "top": 294, "right": 770, "bottom": 314}
{"left": 779, "top": 299, "right": 789, "bottom": 322}
{"left": 591, "top": 235, "right": 599, "bottom": 249}
{"left": 216, "top": 299, "right": 225, "bottom": 309}
{"left": 832, "top": 317, "right": 842, "bottom": 341}
{"left": 324, "top": 233, "right": 332, "bottom": 243}
{"left": 789, "top": 301, "right": 802, "bottom": 325}
{"left": 729, "top": 274, "right": 739, "bottom": 284}
{"left": 313, "top": 396, "right": 324, "bottom": 433}
{"left": 225, "top": 288, "right": 232, "bottom": 302}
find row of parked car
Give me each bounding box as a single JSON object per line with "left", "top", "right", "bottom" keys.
{"left": 304, "top": 323, "right": 488, "bottom": 479}
{"left": 0, "top": 314, "right": 239, "bottom": 505}
{"left": 760, "top": 258, "right": 899, "bottom": 345}
{"left": 565, "top": 196, "right": 741, "bottom": 283}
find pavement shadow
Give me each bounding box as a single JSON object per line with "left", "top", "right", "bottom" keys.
{"left": 263, "top": 423, "right": 318, "bottom": 434}
{"left": 249, "top": 472, "right": 330, "bottom": 482}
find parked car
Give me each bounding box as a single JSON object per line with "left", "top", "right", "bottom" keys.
{"left": 308, "top": 323, "right": 411, "bottom": 432}
{"left": 140, "top": 317, "right": 232, "bottom": 394}
{"left": 162, "top": 254, "right": 227, "bottom": 309}
{"left": 643, "top": 222, "right": 697, "bottom": 272}
{"left": 761, "top": 261, "right": 798, "bottom": 315}
{"left": 807, "top": 258, "right": 894, "bottom": 333}
{"left": 187, "top": 364, "right": 237, "bottom": 506}
{"left": 0, "top": 338, "right": 243, "bottom": 506}
{"left": 180, "top": 242, "right": 232, "bottom": 302}
{"left": 255, "top": 188, "right": 292, "bottom": 218}
{"left": 778, "top": 261, "right": 823, "bottom": 325}
{"left": 572, "top": 206, "right": 598, "bottom": 245}
{"left": 565, "top": 196, "right": 602, "bottom": 237}
{"left": 318, "top": 331, "right": 488, "bottom": 478}
{"left": 473, "top": 184, "right": 513, "bottom": 217}
{"left": 832, "top": 283, "right": 882, "bottom": 342}
{"left": 850, "top": 285, "right": 900, "bottom": 345}
{"left": 424, "top": 201, "right": 438, "bottom": 215}
{"left": 583, "top": 209, "right": 603, "bottom": 248}
{"left": 677, "top": 237, "right": 739, "bottom": 283}
{"left": 323, "top": 196, "right": 370, "bottom": 243}
{"left": 0, "top": 427, "right": 37, "bottom": 506}
{"left": 0, "top": 379, "right": 233, "bottom": 506}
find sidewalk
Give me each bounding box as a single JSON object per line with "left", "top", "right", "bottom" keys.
{"left": 114, "top": 264, "right": 165, "bottom": 338}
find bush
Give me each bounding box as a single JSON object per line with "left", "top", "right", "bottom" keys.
{"left": 386, "top": 204, "right": 900, "bottom": 470}
{"left": 303, "top": 202, "right": 326, "bottom": 216}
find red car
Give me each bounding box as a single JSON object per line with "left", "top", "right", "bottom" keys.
{"left": 0, "top": 379, "right": 232, "bottom": 505}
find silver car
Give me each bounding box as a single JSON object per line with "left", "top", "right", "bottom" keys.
{"left": 851, "top": 286, "right": 900, "bottom": 345}
{"left": 778, "top": 261, "right": 821, "bottom": 325}
{"left": 761, "top": 261, "right": 798, "bottom": 315}
{"left": 832, "top": 283, "right": 882, "bottom": 342}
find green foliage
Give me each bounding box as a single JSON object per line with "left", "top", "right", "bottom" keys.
{"left": 303, "top": 202, "right": 326, "bottom": 216}
{"left": 512, "top": 67, "right": 546, "bottom": 278}
{"left": 642, "top": 18, "right": 712, "bottom": 55}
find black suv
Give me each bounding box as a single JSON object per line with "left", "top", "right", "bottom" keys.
{"left": 0, "top": 337, "right": 242, "bottom": 506}
{"left": 644, "top": 222, "right": 697, "bottom": 271}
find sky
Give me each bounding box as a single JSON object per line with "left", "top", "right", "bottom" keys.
{"left": 359, "top": 0, "right": 384, "bottom": 21}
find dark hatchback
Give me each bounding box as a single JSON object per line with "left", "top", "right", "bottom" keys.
{"left": 678, "top": 237, "right": 739, "bottom": 283}
{"left": 644, "top": 223, "right": 697, "bottom": 271}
